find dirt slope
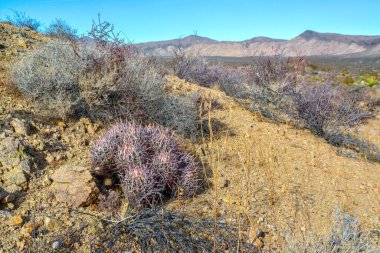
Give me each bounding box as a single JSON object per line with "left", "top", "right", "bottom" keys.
{"left": 0, "top": 22, "right": 49, "bottom": 83}
{"left": 165, "top": 76, "right": 380, "bottom": 240}
{"left": 0, "top": 22, "right": 379, "bottom": 251}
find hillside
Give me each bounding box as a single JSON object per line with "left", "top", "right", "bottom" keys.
{"left": 0, "top": 22, "right": 379, "bottom": 251}
{"left": 136, "top": 30, "right": 380, "bottom": 57}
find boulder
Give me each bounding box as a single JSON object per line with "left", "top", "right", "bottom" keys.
{"left": 50, "top": 164, "right": 98, "bottom": 207}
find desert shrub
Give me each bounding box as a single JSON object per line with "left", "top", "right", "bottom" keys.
{"left": 329, "top": 133, "right": 380, "bottom": 162}
{"left": 215, "top": 68, "right": 250, "bottom": 97}
{"left": 87, "top": 13, "right": 124, "bottom": 45}
{"left": 217, "top": 56, "right": 299, "bottom": 121}
{"left": 343, "top": 75, "right": 355, "bottom": 85}
{"left": 45, "top": 18, "right": 78, "bottom": 41}
{"left": 6, "top": 10, "right": 41, "bottom": 30}
{"left": 11, "top": 40, "right": 164, "bottom": 120}
{"left": 11, "top": 41, "right": 84, "bottom": 119}
{"left": 91, "top": 123, "right": 201, "bottom": 207}
{"left": 218, "top": 56, "right": 299, "bottom": 108}
{"left": 170, "top": 48, "right": 224, "bottom": 87}
{"left": 11, "top": 16, "right": 201, "bottom": 137}
{"left": 290, "top": 83, "right": 380, "bottom": 161}
{"left": 77, "top": 43, "right": 165, "bottom": 121}
{"left": 246, "top": 56, "right": 298, "bottom": 108}
{"left": 152, "top": 93, "right": 201, "bottom": 139}
{"left": 11, "top": 42, "right": 153, "bottom": 116}
{"left": 360, "top": 75, "right": 378, "bottom": 87}
{"left": 292, "top": 83, "right": 371, "bottom": 140}
{"left": 281, "top": 209, "right": 376, "bottom": 253}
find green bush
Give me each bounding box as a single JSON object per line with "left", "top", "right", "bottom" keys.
{"left": 360, "top": 75, "right": 378, "bottom": 87}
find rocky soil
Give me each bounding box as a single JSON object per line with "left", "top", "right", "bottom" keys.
{"left": 0, "top": 22, "right": 379, "bottom": 252}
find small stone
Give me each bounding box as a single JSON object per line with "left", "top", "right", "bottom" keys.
{"left": 6, "top": 202, "right": 15, "bottom": 210}
{"left": 18, "top": 160, "right": 31, "bottom": 175}
{"left": 17, "top": 38, "right": 27, "bottom": 48}
{"left": 5, "top": 184, "right": 22, "bottom": 193}
{"left": 6, "top": 215, "right": 24, "bottom": 226}
{"left": 56, "top": 120, "right": 66, "bottom": 128}
{"left": 46, "top": 154, "right": 54, "bottom": 164}
{"left": 43, "top": 175, "right": 52, "bottom": 186}
{"left": 86, "top": 124, "right": 97, "bottom": 135}
{"left": 4, "top": 168, "right": 27, "bottom": 187}
{"left": 0, "top": 210, "right": 12, "bottom": 218}
{"left": 92, "top": 167, "right": 105, "bottom": 176}
{"left": 10, "top": 118, "right": 30, "bottom": 136}
{"left": 21, "top": 221, "right": 40, "bottom": 236}
{"left": 44, "top": 217, "right": 64, "bottom": 231}
{"left": 1, "top": 193, "right": 16, "bottom": 203}
{"left": 0, "top": 187, "right": 7, "bottom": 201}
{"left": 103, "top": 178, "right": 113, "bottom": 186}
{"left": 52, "top": 241, "right": 61, "bottom": 250}
{"left": 254, "top": 238, "right": 264, "bottom": 250}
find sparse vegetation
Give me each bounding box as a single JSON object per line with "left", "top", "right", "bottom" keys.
{"left": 281, "top": 209, "right": 376, "bottom": 253}
{"left": 5, "top": 10, "right": 41, "bottom": 30}
{"left": 360, "top": 74, "right": 378, "bottom": 87}
{"left": 10, "top": 17, "right": 200, "bottom": 137}
{"left": 170, "top": 48, "right": 227, "bottom": 87}
{"left": 292, "top": 83, "right": 371, "bottom": 139}
{"left": 1, "top": 10, "right": 379, "bottom": 253}
{"left": 11, "top": 41, "right": 84, "bottom": 119}
{"left": 45, "top": 18, "right": 78, "bottom": 41}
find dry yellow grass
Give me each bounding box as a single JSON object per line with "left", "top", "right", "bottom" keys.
{"left": 166, "top": 75, "right": 380, "bottom": 250}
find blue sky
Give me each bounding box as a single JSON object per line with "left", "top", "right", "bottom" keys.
{"left": 0, "top": 0, "right": 379, "bottom": 43}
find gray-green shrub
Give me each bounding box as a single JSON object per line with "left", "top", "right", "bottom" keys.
{"left": 11, "top": 41, "right": 84, "bottom": 119}
{"left": 11, "top": 40, "right": 200, "bottom": 137}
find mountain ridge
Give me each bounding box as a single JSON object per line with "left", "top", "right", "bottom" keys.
{"left": 136, "top": 30, "right": 380, "bottom": 57}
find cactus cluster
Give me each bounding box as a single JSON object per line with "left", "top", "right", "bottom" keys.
{"left": 91, "top": 123, "right": 201, "bottom": 206}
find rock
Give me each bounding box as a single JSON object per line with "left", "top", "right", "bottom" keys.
{"left": 6, "top": 202, "right": 15, "bottom": 210}
{"left": 254, "top": 238, "right": 264, "bottom": 250}
{"left": 103, "top": 178, "right": 113, "bottom": 187}
{"left": 18, "top": 160, "right": 31, "bottom": 175}
{"left": 1, "top": 193, "right": 15, "bottom": 203}
{"left": 0, "top": 137, "right": 23, "bottom": 168}
{"left": 0, "top": 136, "right": 32, "bottom": 183}
{"left": 5, "top": 184, "right": 22, "bottom": 193}
{"left": 52, "top": 241, "right": 62, "bottom": 250}
{"left": 4, "top": 168, "right": 27, "bottom": 187}
{"left": 17, "top": 38, "right": 27, "bottom": 48}
{"left": 21, "top": 221, "right": 40, "bottom": 237}
{"left": 10, "top": 118, "right": 30, "bottom": 136}
{"left": 50, "top": 164, "right": 99, "bottom": 207}
{"left": 44, "top": 217, "right": 64, "bottom": 231}
{"left": 6, "top": 215, "right": 24, "bottom": 226}
{"left": 0, "top": 185, "right": 8, "bottom": 201}
{"left": 0, "top": 210, "right": 12, "bottom": 218}
{"left": 42, "top": 174, "right": 52, "bottom": 186}
{"left": 46, "top": 154, "right": 54, "bottom": 164}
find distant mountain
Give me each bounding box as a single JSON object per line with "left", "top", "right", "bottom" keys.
{"left": 135, "top": 31, "right": 380, "bottom": 57}
{"left": 298, "top": 30, "right": 380, "bottom": 46}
